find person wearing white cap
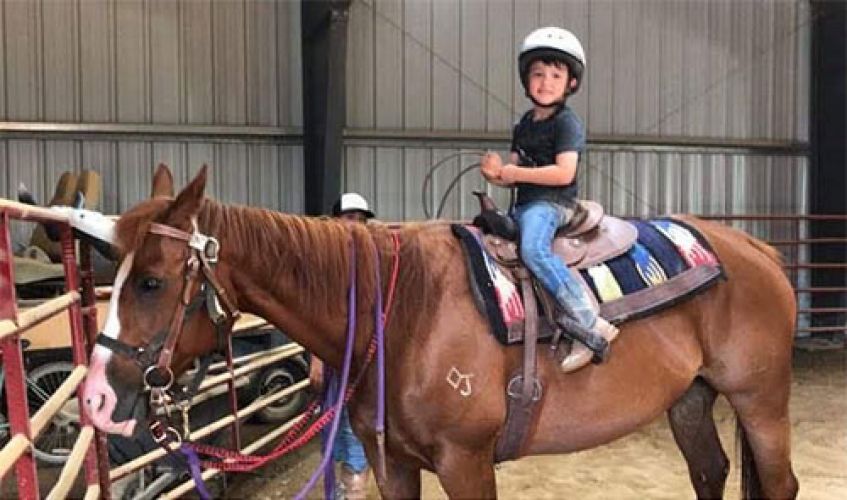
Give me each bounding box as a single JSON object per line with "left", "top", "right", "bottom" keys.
{"left": 479, "top": 27, "right": 618, "bottom": 372}
{"left": 331, "top": 192, "right": 375, "bottom": 224}
{"left": 312, "top": 192, "right": 373, "bottom": 498}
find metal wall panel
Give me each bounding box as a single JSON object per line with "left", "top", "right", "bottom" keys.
{"left": 0, "top": 139, "right": 304, "bottom": 214}
{"left": 80, "top": 1, "right": 114, "bottom": 122}
{"left": 347, "top": 0, "right": 810, "bottom": 139}
{"left": 343, "top": 0, "right": 810, "bottom": 222}
{"left": 431, "top": 0, "right": 461, "bottom": 130}
{"left": 0, "top": 0, "right": 812, "bottom": 240}
{"left": 1, "top": 0, "right": 301, "bottom": 127}
{"left": 43, "top": 2, "right": 78, "bottom": 122}
{"left": 0, "top": 0, "right": 303, "bottom": 253}
{"left": 343, "top": 145, "right": 808, "bottom": 229}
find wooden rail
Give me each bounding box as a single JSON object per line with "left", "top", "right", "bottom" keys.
{"left": 160, "top": 406, "right": 307, "bottom": 500}
{"left": 30, "top": 365, "right": 87, "bottom": 438}
{"left": 0, "top": 435, "right": 31, "bottom": 478}
{"left": 46, "top": 426, "right": 95, "bottom": 500}
{"left": 0, "top": 292, "right": 79, "bottom": 341}
{"left": 109, "top": 359, "right": 310, "bottom": 482}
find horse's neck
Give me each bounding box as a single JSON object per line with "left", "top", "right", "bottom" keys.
{"left": 206, "top": 203, "right": 361, "bottom": 368}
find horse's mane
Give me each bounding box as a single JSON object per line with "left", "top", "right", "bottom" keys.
{"left": 115, "top": 197, "right": 441, "bottom": 329}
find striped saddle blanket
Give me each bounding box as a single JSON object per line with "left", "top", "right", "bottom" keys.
{"left": 453, "top": 218, "right": 724, "bottom": 345}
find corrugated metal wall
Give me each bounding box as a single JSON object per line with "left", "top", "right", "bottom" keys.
{"left": 343, "top": 0, "right": 811, "bottom": 224}
{"left": 1, "top": 0, "right": 811, "bottom": 247}
{"left": 0, "top": 0, "right": 303, "bottom": 246}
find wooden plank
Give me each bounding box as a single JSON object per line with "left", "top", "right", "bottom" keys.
{"left": 0, "top": 292, "right": 79, "bottom": 342}
{"left": 45, "top": 426, "right": 94, "bottom": 500}
{"left": 30, "top": 365, "right": 87, "bottom": 439}
{"left": 0, "top": 434, "right": 31, "bottom": 478}
{"left": 20, "top": 299, "right": 105, "bottom": 351}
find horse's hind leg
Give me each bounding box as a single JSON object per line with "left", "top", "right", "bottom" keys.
{"left": 668, "top": 378, "right": 729, "bottom": 499}
{"left": 725, "top": 385, "right": 798, "bottom": 499}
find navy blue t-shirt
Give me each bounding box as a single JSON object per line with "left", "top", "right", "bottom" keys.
{"left": 510, "top": 105, "right": 585, "bottom": 207}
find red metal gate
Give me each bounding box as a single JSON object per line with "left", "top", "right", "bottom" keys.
{"left": 0, "top": 199, "right": 110, "bottom": 499}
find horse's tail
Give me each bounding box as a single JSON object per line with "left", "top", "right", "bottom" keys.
{"left": 736, "top": 418, "right": 762, "bottom": 499}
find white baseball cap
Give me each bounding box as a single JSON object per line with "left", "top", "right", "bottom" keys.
{"left": 332, "top": 192, "right": 374, "bottom": 218}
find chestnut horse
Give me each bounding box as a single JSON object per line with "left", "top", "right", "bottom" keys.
{"left": 83, "top": 165, "right": 798, "bottom": 499}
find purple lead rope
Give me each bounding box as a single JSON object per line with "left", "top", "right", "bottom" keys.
{"left": 180, "top": 443, "right": 214, "bottom": 500}
{"left": 295, "top": 239, "right": 358, "bottom": 500}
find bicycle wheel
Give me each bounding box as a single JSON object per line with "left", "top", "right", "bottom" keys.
{"left": 26, "top": 361, "right": 80, "bottom": 465}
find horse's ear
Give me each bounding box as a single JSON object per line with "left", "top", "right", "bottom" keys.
{"left": 168, "top": 165, "right": 208, "bottom": 224}
{"left": 151, "top": 164, "right": 175, "bottom": 198}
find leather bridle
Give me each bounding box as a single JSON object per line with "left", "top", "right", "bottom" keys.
{"left": 95, "top": 220, "right": 240, "bottom": 410}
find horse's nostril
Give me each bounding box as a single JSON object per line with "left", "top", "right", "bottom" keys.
{"left": 86, "top": 394, "right": 105, "bottom": 412}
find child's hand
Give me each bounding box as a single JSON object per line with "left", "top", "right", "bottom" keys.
{"left": 480, "top": 152, "right": 503, "bottom": 181}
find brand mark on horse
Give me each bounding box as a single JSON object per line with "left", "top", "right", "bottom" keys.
{"left": 446, "top": 367, "right": 474, "bottom": 397}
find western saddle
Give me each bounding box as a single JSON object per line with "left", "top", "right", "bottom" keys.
{"left": 471, "top": 193, "right": 637, "bottom": 462}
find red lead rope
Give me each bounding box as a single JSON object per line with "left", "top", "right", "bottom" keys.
{"left": 187, "top": 232, "right": 401, "bottom": 472}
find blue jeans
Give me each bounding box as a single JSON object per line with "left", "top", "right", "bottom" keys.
{"left": 514, "top": 200, "right": 597, "bottom": 329}
{"left": 330, "top": 408, "right": 369, "bottom": 473}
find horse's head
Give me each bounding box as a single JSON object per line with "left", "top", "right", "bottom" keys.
{"left": 83, "top": 164, "right": 233, "bottom": 437}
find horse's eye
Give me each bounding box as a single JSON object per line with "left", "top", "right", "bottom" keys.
{"left": 139, "top": 276, "right": 163, "bottom": 293}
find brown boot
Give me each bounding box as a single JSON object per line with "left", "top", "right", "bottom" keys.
{"left": 339, "top": 465, "right": 369, "bottom": 500}
{"left": 560, "top": 317, "right": 620, "bottom": 373}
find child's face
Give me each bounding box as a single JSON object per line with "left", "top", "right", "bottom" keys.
{"left": 527, "top": 60, "right": 571, "bottom": 106}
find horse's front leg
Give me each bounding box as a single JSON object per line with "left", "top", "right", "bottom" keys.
{"left": 370, "top": 451, "right": 422, "bottom": 499}
{"left": 434, "top": 443, "right": 497, "bottom": 499}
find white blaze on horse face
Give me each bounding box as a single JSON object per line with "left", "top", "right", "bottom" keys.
{"left": 94, "top": 252, "right": 135, "bottom": 361}
{"left": 83, "top": 252, "right": 137, "bottom": 436}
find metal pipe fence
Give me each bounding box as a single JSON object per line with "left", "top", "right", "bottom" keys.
{"left": 0, "top": 198, "right": 105, "bottom": 499}
{"left": 699, "top": 214, "right": 847, "bottom": 340}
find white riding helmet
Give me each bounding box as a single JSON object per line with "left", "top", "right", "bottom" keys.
{"left": 519, "top": 27, "right": 586, "bottom": 94}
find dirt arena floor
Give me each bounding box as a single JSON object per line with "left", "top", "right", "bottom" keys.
{"left": 228, "top": 348, "right": 846, "bottom": 499}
